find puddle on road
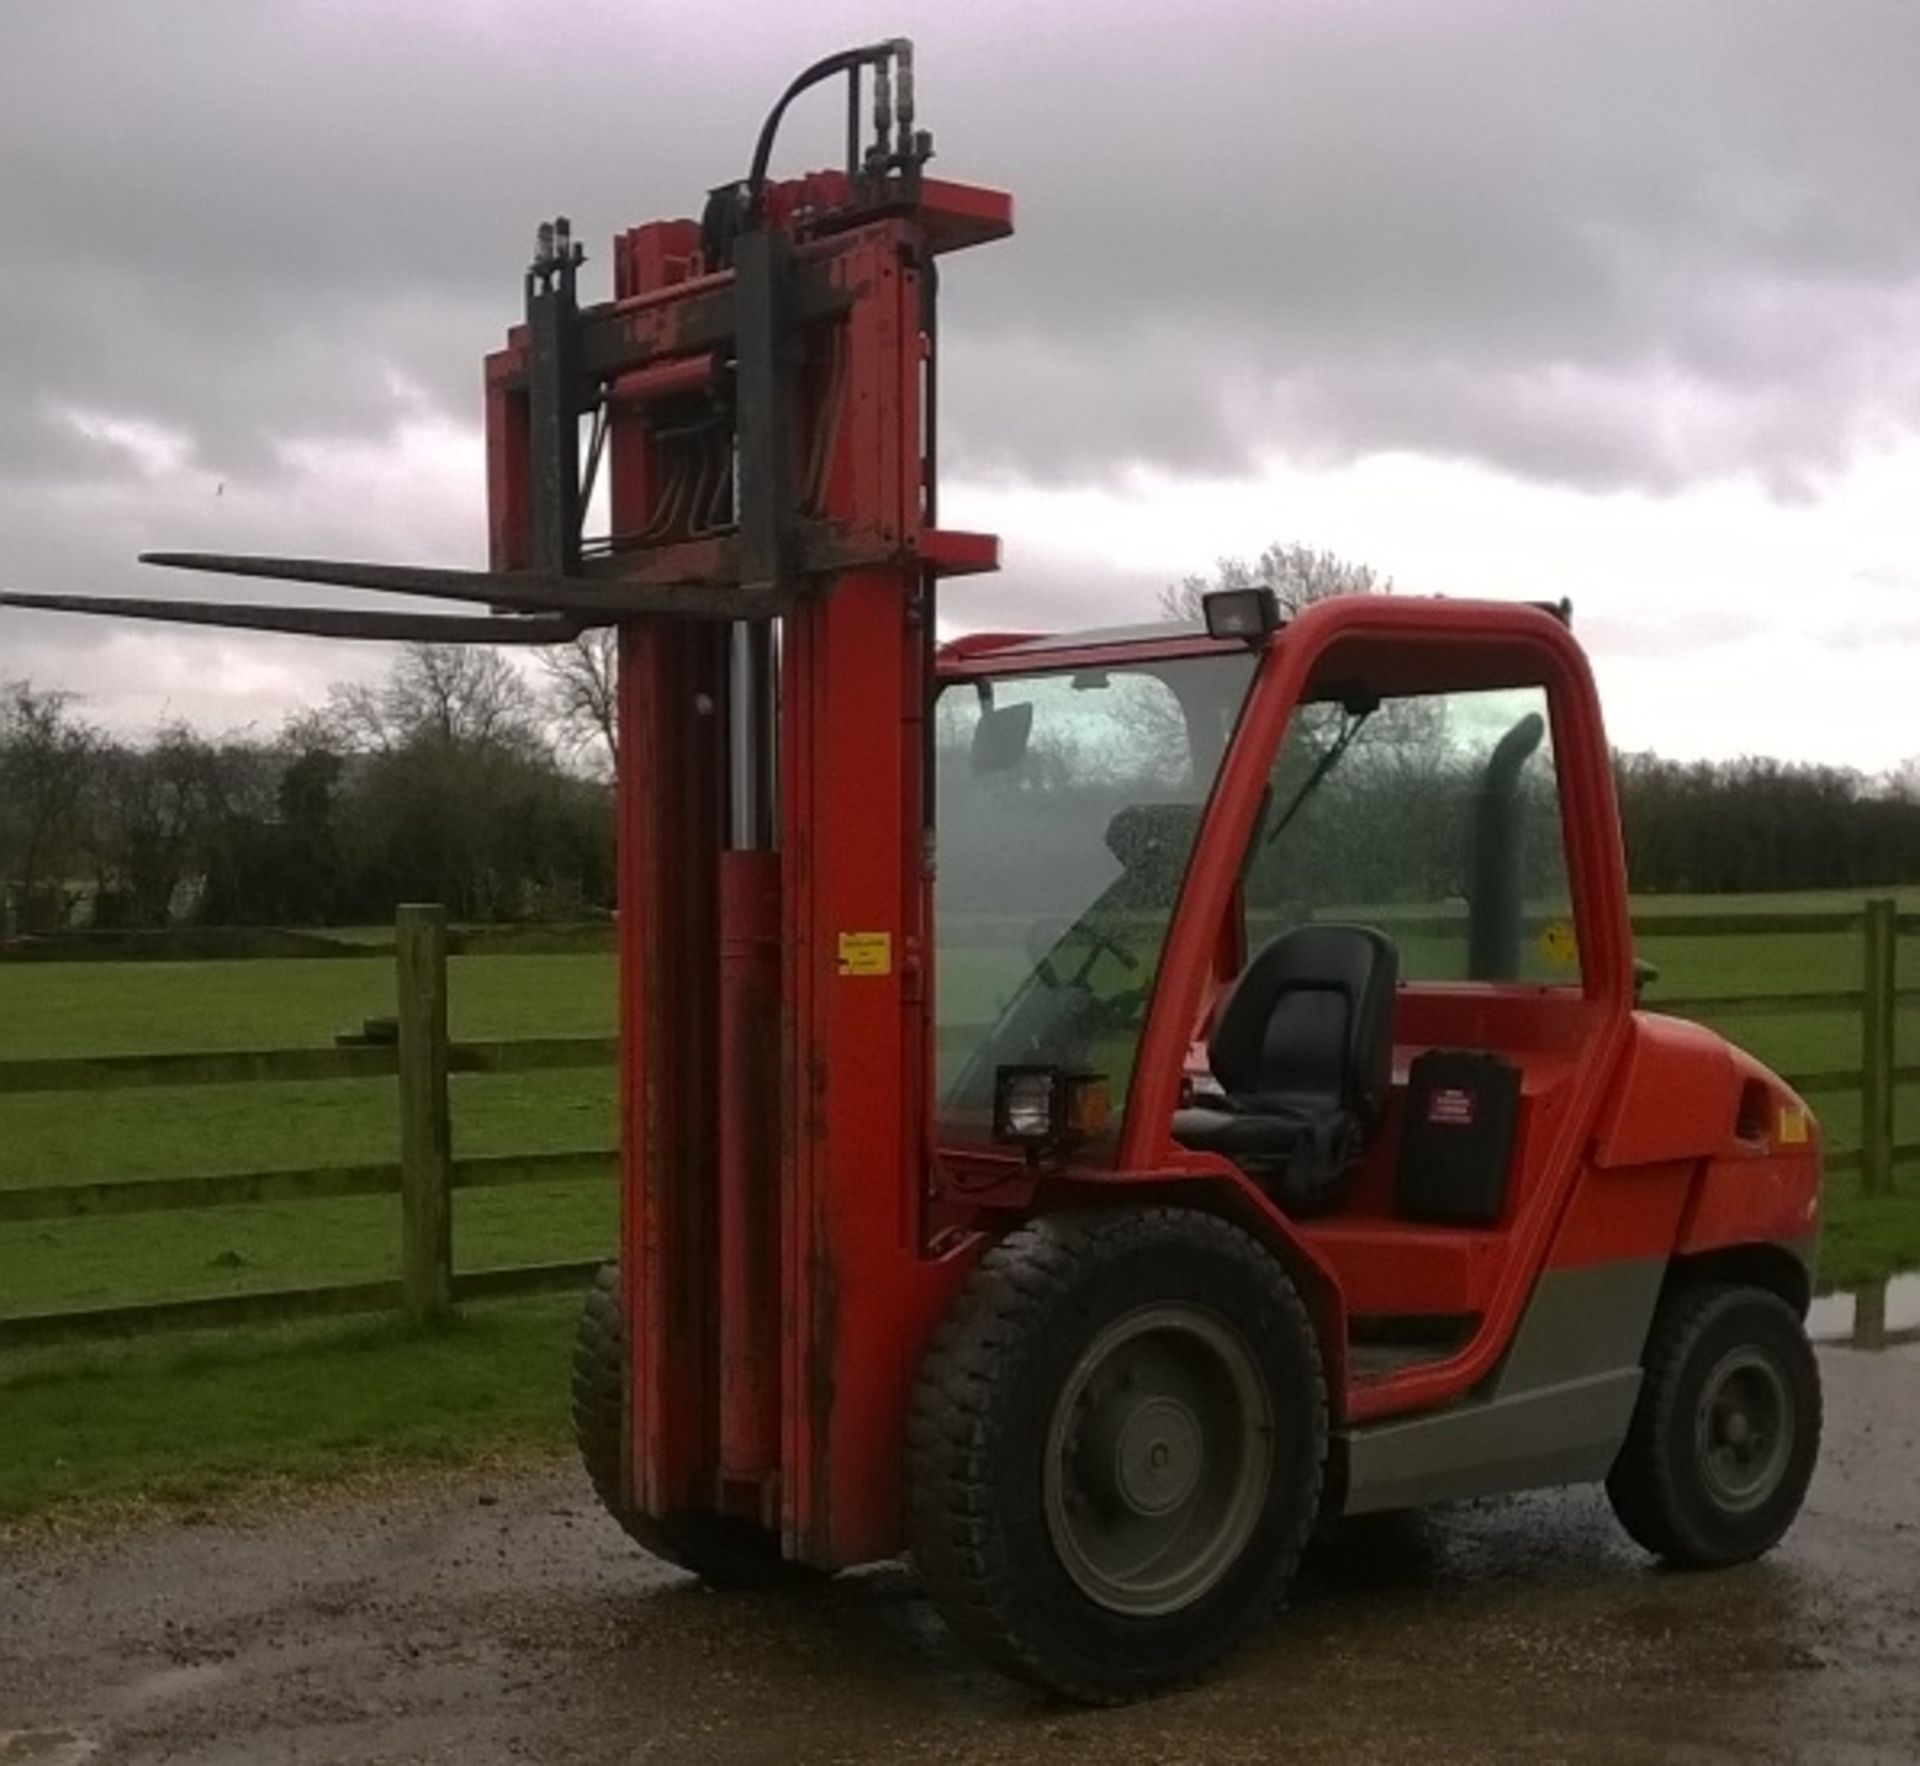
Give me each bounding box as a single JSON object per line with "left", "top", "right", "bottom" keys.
{"left": 0, "top": 1731, "right": 99, "bottom": 1766}
{"left": 119, "top": 1661, "right": 235, "bottom": 1707}
{"left": 1807, "top": 1273, "right": 1920, "bottom": 1347}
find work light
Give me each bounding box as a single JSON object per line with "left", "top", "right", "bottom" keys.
{"left": 993, "top": 1066, "right": 1111, "bottom": 1149}
{"left": 1202, "top": 586, "right": 1282, "bottom": 645}
{"left": 993, "top": 1066, "right": 1056, "bottom": 1142}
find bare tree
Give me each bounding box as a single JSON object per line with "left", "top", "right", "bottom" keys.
{"left": 1161, "top": 543, "right": 1444, "bottom": 787}
{"left": 321, "top": 645, "right": 546, "bottom": 756}
{"left": 1159, "top": 541, "right": 1392, "bottom": 623}
{"left": 538, "top": 630, "right": 618, "bottom": 774}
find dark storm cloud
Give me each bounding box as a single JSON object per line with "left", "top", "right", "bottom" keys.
{"left": 934, "top": 0, "right": 1920, "bottom": 491}
{"left": 3, "top": 0, "right": 1918, "bottom": 725}
{"left": 4, "top": 0, "right": 1917, "bottom": 500}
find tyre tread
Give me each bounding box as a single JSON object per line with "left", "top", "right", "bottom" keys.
{"left": 906, "top": 1207, "right": 1327, "bottom": 1703}
{"left": 1606, "top": 1279, "right": 1821, "bottom": 1567}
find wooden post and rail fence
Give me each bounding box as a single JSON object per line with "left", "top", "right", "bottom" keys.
{"left": 0, "top": 898, "right": 1912, "bottom": 1353}
{"left": 0, "top": 905, "right": 617, "bottom": 1350}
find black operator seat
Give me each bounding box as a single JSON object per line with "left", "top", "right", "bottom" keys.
{"left": 1172, "top": 924, "right": 1399, "bottom": 1213}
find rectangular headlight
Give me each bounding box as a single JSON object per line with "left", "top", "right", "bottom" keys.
{"left": 1203, "top": 586, "right": 1281, "bottom": 644}
{"left": 993, "top": 1065, "right": 1058, "bottom": 1142}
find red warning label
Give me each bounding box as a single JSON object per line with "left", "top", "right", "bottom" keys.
{"left": 1427, "top": 1086, "right": 1476, "bottom": 1127}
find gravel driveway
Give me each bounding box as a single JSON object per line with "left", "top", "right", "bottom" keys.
{"left": 1, "top": 1343, "right": 1915, "bottom": 1764}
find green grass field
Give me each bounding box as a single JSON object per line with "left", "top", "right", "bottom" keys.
{"left": 0, "top": 952, "right": 619, "bottom": 1314}
{"left": 2, "top": 893, "right": 1918, "bottom": 1520}
{"left": 0, "top": 949, "right": 618, "bottom": 1517}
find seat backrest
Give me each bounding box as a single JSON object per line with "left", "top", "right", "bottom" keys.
{"left": 1208, "top": 924, "right": 1399, "bottom": 1121}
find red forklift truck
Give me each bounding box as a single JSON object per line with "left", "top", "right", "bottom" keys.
{"left": 3, "top": 42, "right": 1823, "bottom": 1704}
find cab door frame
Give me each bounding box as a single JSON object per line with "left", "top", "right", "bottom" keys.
{"left": 1123, "top": 596, "right": 1638, "bottom": 1421}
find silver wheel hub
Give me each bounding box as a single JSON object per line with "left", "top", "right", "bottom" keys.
{"left": 1042, "top": 1303, "right": 1275, "bottom": 1618}
{"left": 1696, "top": 1346, "right": 1793, "bottom": 1514}
{"left": 1108, "top": 1395, "right": 1203, "bottom": 1516}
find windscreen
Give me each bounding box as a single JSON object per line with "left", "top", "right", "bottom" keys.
{"left": 933, "top": 652, "right": 1256, "bottom": 1151}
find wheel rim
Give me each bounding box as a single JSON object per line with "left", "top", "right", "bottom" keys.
{"left": 1694, "top": 1346, "right": 1794, "bottom": 1513}
{"left": 1042, "top": 1303, "right": 1274, "bottom": 1618}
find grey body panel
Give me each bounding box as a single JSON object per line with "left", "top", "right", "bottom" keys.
{"left": 1339, "top": 1256, "right": 1666, "bottom": 1516}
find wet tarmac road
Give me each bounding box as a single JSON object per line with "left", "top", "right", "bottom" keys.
{"left": 1, "top": 1344, "right": 1915, "bottom": 1765}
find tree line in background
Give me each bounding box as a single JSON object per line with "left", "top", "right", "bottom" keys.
{"left": 0, "top": 635, "right": 618, "bottom": 934}
{"left": 1612, "top": 751, "right": 1920, "bottom": 897}
{"left": 6, "top": 545, "right": 1920, "bottom": 932}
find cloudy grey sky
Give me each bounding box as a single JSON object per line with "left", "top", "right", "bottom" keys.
{"left": 2, "top": 0, "right": 1917, "bottom": 763}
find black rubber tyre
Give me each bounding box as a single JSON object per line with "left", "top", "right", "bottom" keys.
{"left": 1606, "top": 1282, "right": 1822, "bottom": 1568}
{"left": 906, "top": 1208, "right": 1327, "bottom": 1703}
{"left": 572, "top": 1262, "right": 815, "bottom": 1589}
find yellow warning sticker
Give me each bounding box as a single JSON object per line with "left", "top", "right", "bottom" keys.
{"left": 837, "top": 931, "right": 893, "bottom": 977}
{"left": 1539, "top": 920, "right": 1579, "bottom": 970}
{"left": 1777, "top": 1103, "right": 1810, "bottom": 1146}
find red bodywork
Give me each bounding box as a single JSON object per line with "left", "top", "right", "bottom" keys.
{"left": 480, "top": 169, "right": 1819, "bottom": 1571}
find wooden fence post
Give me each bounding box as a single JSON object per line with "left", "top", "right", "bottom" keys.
{"left": 396, "top": 904, "right": 453, "bottom": 1320}
{"left": 1860, "top": 896, "right": 1897, "bottom": 1198}
{"left": 1851, "top": 1280, "right": 1889, "bottom": 1350}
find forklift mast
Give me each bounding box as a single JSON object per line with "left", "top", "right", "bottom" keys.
{"left": 488, "top": 45, "right": 1013, "bottom": 1564}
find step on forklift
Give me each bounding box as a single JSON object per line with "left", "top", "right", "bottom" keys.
{"left": 4, "top": 41, "right": 1824, "bottom": 1703}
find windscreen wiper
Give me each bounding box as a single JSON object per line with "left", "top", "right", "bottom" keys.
{"left": 1264, "top": 706, "right": 1373, "bottom": 848}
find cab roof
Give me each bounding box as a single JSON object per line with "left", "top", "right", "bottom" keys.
{"left": 934, "top": 596, "right": 1579, "bottom": 686}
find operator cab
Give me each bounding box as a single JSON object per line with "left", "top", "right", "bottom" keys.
{"left": 935, "top": 602, "right": 1605, "bottom": 1376}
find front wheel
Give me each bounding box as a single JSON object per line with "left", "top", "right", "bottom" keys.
{"left": 906, "top": 1208, "right": 1327, "bottom": 1703}
{"left": 1606, "top": 1282, "right": 1822, "bottom": 1567}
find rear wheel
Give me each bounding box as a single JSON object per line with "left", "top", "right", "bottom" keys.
{"left": 1606, "top": 1282, "right": 1822, "bottom": 1567}
{"left": 907, "top": 1208, "right": 1326, "bottom": 1703}
{"left": 572, "top": 1262, "right": 813, "bottom": 1588}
